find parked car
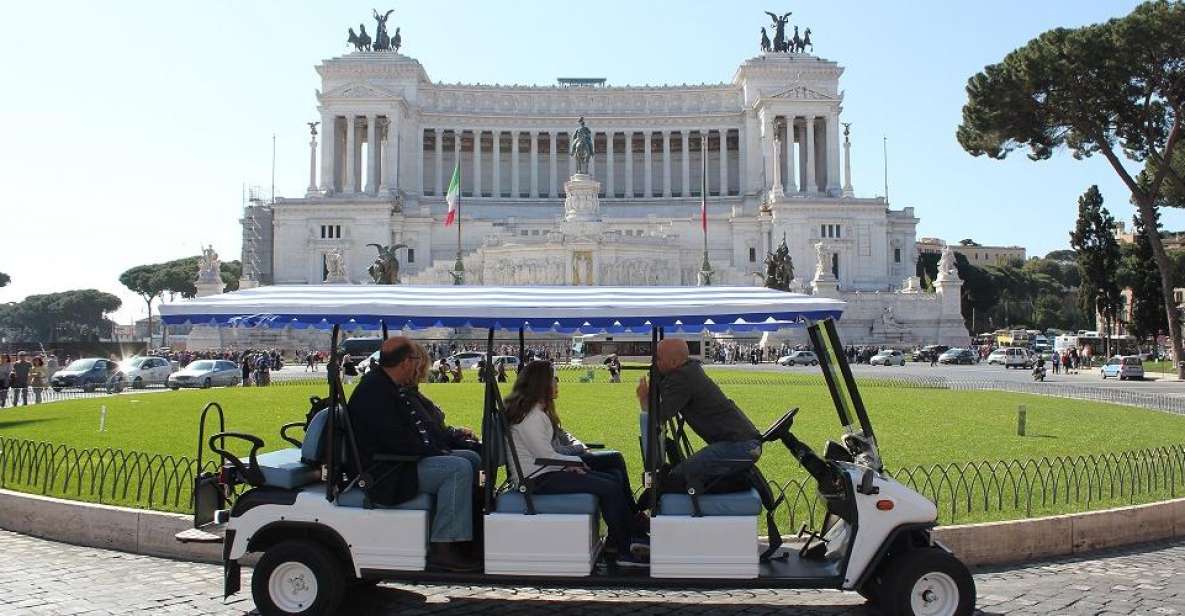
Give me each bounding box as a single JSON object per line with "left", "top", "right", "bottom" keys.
{"left": 492, "top": 355, "right": 520, "bottom": 369}
{"left": 115, "top": 356, "right": 173, "bottom": 389}
{"left": 1101, "top": 355, "right": 1144, "bottom": 380}
{"left": 168, "top": 360, "right": 241, "bottom": 389}
{"left": 870, "top": 349, "right": 906, "bottom": 366}
{"left": 911, "top": 344, "right": 949, "bottom": 362}
{"left": 50, "top": 358, "right": 117, "bottom": 392}
{"left": 1001, "top": 347, "right": 1033, "bottom": 369}
{"left": 938, "top": 348, "right": 977, "bottom": 365}
{"left": 986, "top": 348, "right": 1008, "bottom": 365}
{"left": 445, "top": 352, "right": 485, "bottom": 369}
{"left": 777, "top": 350, "right": 818, "bottom": 366}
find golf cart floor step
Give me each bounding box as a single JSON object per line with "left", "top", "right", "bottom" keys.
{"left": 174, "top": 527, "right": 225, "bottom": 544}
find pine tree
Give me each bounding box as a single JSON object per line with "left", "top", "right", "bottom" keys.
{"left": 1069, "top": 186, "right": 1122, "bottom": 356}
{"left": 1127, "top": 211, "right": 1167, "bottom": 346}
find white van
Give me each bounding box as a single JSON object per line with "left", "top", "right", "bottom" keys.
{"left": 1002, "top": 347, "right": 1032, "bottom": 369}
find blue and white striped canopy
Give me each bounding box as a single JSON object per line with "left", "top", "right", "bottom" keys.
{"left": 158, "top": 285, "right": 844, "bottom": 332}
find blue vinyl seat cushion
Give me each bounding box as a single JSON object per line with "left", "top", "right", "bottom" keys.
{"left": 659, "top": 488, "right": 763, "bottom": 516}
{"left": 495, "top": 491, "right": 599, "bottom": 515}
{"left": 255, "top": 448, "right": 321, "bottom": 490}
{"left": 300, "top": 409, "right": 329, "bottom": 464}
{"left": 336, "top": 489, "right": 433, "bottom": 510}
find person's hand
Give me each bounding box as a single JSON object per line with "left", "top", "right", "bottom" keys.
{"left": 563, "top": 464, "right": 588, "bottom": 474}
{"left": 456, "top": 426, "right": 476, "bottom": 439}
{"left": 635, "top": 376, "right": 650, "bottom": 408}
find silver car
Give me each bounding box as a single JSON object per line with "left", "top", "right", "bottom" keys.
{"left": 168, "top": 359, "right": 241, "bottom": 389}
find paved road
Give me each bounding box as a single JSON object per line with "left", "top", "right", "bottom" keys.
{"left": 1, "top": 529, "right": 1181, "bottom": 615}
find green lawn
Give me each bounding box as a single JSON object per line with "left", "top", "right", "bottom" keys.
{"left": 2, "top": 377, "right": 1184, "bottom": 524}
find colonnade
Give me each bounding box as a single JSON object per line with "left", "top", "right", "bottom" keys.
{"left": 418, "top": 128, "right": 741, "bottom": 199}
{"left": 318, "top": 113, "right": 401, "bottom": 195}
{"left": 762, "top": 112, "right": 841, "bottom": 196}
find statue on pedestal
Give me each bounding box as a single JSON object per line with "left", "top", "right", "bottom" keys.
{"left": 763, "top": 236, "right": 794, "bottom": 291}
{"left": 760, "top": 27, "right": 771, "bottom": 52}
{"left": 348, "top": 24, "right": 372, "bottom": 51}
{"left": 325, "top": 249, "right": 348, "bottom": 283}
{"left": 813, "top": 242, "right": 831, "bottom": 280}
{"left": 936, "top": 246, "right": 959, "bottom": 281}
{"left": 372, "top": 9, "right": 395, "bottom": 51}
{"left": 367, "top": 242, "right": 408, "bottom": 284}
{"left": 196, "top": 245, "right": 221, "bottom": 283}
{"left": 570, "top": 117, "right": 594, "bottom": 175}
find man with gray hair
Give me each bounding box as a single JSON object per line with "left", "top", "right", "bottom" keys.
{"left": 636, "top": 338, "right": 762, "bottom": 494}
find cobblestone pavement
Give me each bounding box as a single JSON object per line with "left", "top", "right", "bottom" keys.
{"left": 0, "top": 530, "right": 1181, "bottom": 615}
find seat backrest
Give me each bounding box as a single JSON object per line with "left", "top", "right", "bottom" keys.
{"left": 300, "top": 408, "right": 330, "bottom": 465}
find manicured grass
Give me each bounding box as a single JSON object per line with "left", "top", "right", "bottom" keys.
{"left": 3, "top": 377, "right": 1184, "bottom": 523}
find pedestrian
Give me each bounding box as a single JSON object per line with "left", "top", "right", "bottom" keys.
{"left": 10, "top": 352, "right": 31, "bottom": 406}
{"left": 0, "top": 354, "right": 11, "bottom": 408}
{"left": 29, "top": 357, "right": 46, "bottom": 405}
{"left": 342, "top": 355, "right": 358, "bottom": 385}
{"left": 241, "top": 353, "right": 253, "bottom": 387}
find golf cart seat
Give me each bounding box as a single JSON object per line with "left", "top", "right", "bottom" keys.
{"left": 484, "top": 405, "right": 601, "bottom": 577}
{"left": 659, "top": 488, "right": 762, "bottom": 516}
{"left": 336, "top": 489, "right": 433, "bottom": 511}
{"left": 494, "top": 491, "right": 598, "bottom": 514}
{"left": 252, "top": 408, "right": 330, "bottom": 489}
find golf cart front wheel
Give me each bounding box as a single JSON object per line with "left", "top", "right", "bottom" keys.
{"left": 252, "top": 539, "right": 344, "bottom": 616}
{"left": 879, "top": 548, "right": 974, "bottom": 616}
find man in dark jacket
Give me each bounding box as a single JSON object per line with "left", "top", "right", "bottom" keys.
{"left": 347, "top": 336, "right": 481, "bottom": 571}
{"left": 636, "top": 338, "right": 761, "bottom": 493}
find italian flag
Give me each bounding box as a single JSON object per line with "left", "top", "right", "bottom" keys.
{"left": 444, "top": 163, "right": 460, "bottom": 226}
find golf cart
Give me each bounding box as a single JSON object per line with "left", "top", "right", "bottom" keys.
{"left": 163, "top": 285, "right": 974, "bottom": 616}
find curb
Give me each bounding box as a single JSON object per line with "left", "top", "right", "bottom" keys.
{"left": 1, "top": 487, "right": 1183, "bottom": 569}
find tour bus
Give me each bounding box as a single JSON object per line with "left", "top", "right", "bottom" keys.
{"left": 573, "top": 332, "right": 706, "bottom": 362}
{"left": 1054, "top": 332, "right": 1138, "bottom": 358}
{"left": 164, "top": 285, "right": 976, "bottom": 616}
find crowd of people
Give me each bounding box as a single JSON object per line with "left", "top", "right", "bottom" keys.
{"left": 0, "top": 351, "right": 56, "bottom": 406}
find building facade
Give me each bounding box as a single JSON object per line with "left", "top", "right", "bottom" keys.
{"left": 916, "top": 238, "right": 1026, "bottom": 267}
{"left": 237, "top": 46, "right": 969, "bottom": 347}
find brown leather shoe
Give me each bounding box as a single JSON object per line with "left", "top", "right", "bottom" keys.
{"left": 427, "top": 542, "right": 481, "bottom": 572}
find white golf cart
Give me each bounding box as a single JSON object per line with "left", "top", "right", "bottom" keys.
{"left": 163, "top": 285, "right": 974, "bottom": 616}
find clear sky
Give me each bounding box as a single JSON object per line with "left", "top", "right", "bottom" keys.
{"left": 1, "top": 0, "right": 1173, "bottom": 323}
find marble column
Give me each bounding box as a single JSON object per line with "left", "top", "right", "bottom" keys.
{"left": 510, "top": 130, "right": 520, "bottom": 197}
{"left": 366, "top": 114, "right": 379, "bottom": 193}
{"left": 643, "top": 132, "right": 653, "bottom": 197}
{"left": 785, "top": 117, "right": 797, "bottom": 193}
{"left": 760, "top": 111, "right": 776, "bottom": 194}
{"left": 529, "top": 130, "right": 539, "bottom": 198}
{"left": 415, "top": 126, "right": 424, "bottom": 196}
{"left": 606, "top": 131, "right": 615, "bottom": 197}
{"left": 473, "top": 130, "right": 483, "bottom": 197}
{"left": 717, "top": 129, "right": 728, "bottom": 196}
{"left": 492, "top": 131, "right": 501, "bottom": 197}
{"left": 662, "top": 131, "right": 672, "bottom": 197}
{"left": 318, "top": 112, "right": 335, "bottom": 194}
{"left": 804, "top": 116, "right": 817, "bottom": 194}
{"left": 549, "top": 131, "right": 558, "bottom": 198}
{"left": 770, "top": 122, "right": 784, "bottom": 199}
{"left": 681, "top": 130, "right": 691, "bottom": 197}
{"left": 307, "top": 125, "right": 319, "bottom": 195}
{"left": 345, "top": 115, "right": 358, "bottom": 193}
{"left": 434, "top": 128, "right": 443, "bottom": 196}
{"left": 827, "top": 113, "right": 842, "bottom": 194}
{"left": 380, "top": 114, "right": 398, "bottom": 193}
{"left": 624, "top": 132, "right": 634, "bottom": 197}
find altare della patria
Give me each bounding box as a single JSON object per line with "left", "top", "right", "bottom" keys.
{"left": 217, "top": 10, "right": 970, "bottom": 348}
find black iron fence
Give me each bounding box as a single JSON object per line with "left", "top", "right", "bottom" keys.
{"left": 2, "top": 432, "right": 1184, "bottom": 526}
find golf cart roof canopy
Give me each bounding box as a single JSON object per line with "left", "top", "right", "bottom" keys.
{"left": 159, "top": 285, "right": 845, "bottom": 332}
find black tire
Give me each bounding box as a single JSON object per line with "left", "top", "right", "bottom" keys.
{"left": 878, "top": 548, "right": 975, "bottom": 616}
{"left": 169, "top": 386, "right": 180, "bottom": 390}
{"left": 82, "top": 384, "right": 95, "bottom": 393}
{"left": 52, "top": 386, "right": 62, "bottom": 393}
{"left": 251, "top": 539, "right": 345, "bottom": 616}
{"left": 202, "top": 378, "right": 212, "bottom": 389}
{"left": 132, "top": 377, "right": 144, "bottom": 390}
{"left": 811, "top": 360, "right": 819, "bottom": 366}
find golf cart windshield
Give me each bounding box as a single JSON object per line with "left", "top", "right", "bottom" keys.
{"left": 807, "top": 320, "right": 877, "bottom": 451}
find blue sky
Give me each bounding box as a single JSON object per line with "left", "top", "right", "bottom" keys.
{"left": 1, "top": 0, "right": 1173, "bottom": 323}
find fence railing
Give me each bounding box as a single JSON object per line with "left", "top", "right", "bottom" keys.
{"left": 2, "top": 433, "right": 1184, "bottom": 527}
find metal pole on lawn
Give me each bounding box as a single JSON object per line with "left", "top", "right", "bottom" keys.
{"left": 698, "top": 138, "right": 712, "bottom": 286}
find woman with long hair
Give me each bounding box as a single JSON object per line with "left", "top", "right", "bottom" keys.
{"left": 503, "top": 360, "right": 647, "bottom": 567}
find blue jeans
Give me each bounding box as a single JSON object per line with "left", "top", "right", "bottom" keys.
{"left": 417, "top": 449, "right": 481, "bottom": 542}
{"left": 670, "top": 439, "right": 761, "bottom": 493}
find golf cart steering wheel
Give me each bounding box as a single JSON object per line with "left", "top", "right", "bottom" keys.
{"left": 761, "top": 407, "right": 799, "bottom": 444}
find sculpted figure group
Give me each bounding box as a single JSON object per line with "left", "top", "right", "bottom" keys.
{"left": 760, "top": 11, "right": 812, "bottom": 54}
{"left": 348, "top": 9, "right": 402, "bottom": 52}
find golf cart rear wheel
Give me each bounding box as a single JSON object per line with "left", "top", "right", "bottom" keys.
{"left": 252, "top": 539, "right": 344, "bottom": 616}
{"left": 879, "top": 547, "right": 974, "bottom": 616}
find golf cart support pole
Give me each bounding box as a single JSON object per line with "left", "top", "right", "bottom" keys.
{"left": 482, "top": 327, "right": 496, "bottom": 512}
{"left": 518, "top": 326, "right": 525, "bottom": 367}
{"left": 325, "top": 325, "right": 340, "bottom": 501}
{"left": 647, "top": 325, "right": 661, "bottom": 515}
{"left": 381, "top": 320, "right": 389, "bottom": 340}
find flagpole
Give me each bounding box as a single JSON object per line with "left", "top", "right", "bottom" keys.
{"left": 453, "top": 182, "right": 464, "bottom": 285}
{"left": 698, "top": 137, "right": 712, "bottom": 286}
